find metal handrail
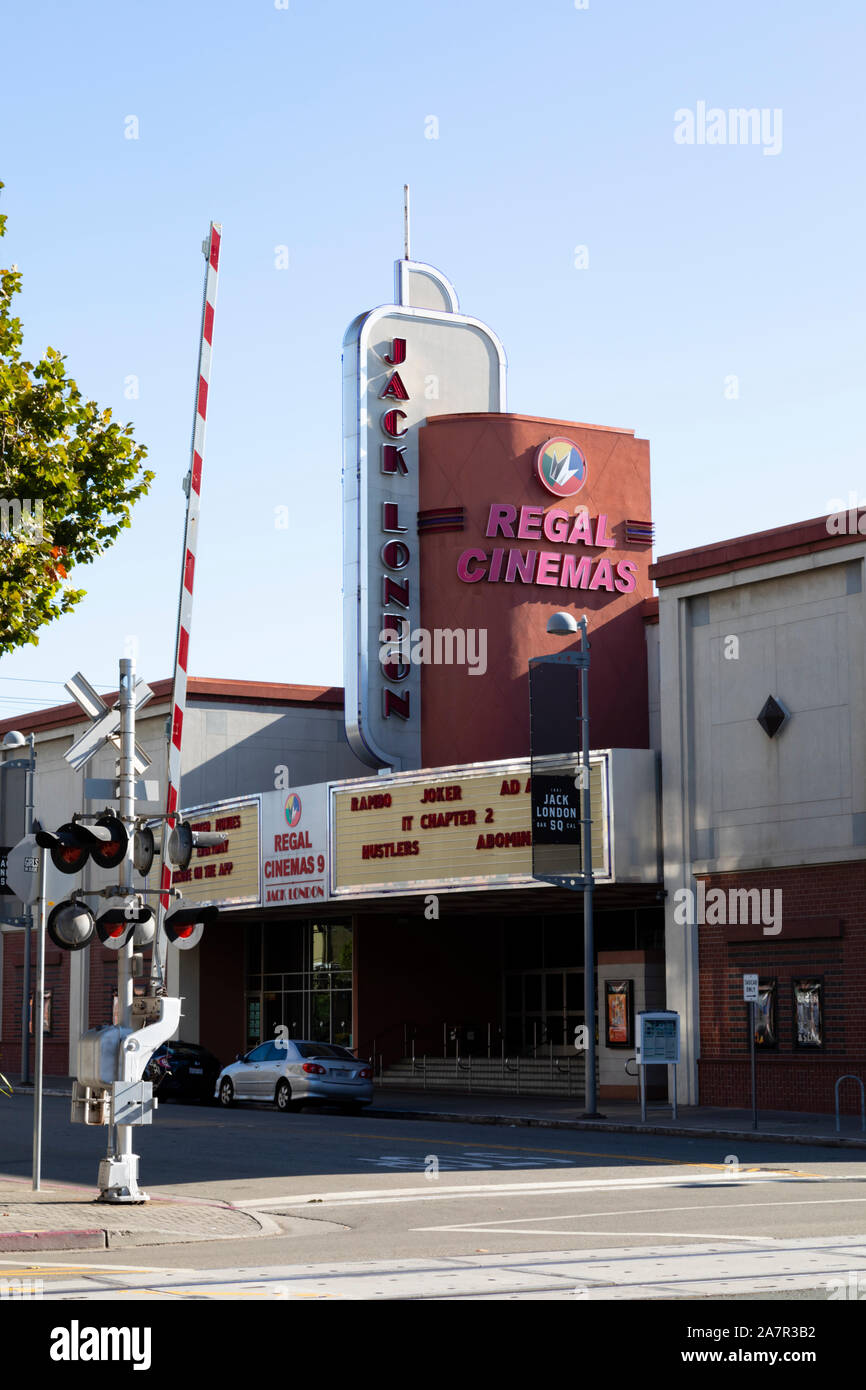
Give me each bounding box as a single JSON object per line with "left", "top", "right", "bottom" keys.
{"left": 835, "top": 1074, "right": 866, "bottom": 1133}
{"left": 375, "top": 1052, "right": 591, "bottom": 1100}
{"left": 370, "top": 1019, "right": 416, "bottom": 1073}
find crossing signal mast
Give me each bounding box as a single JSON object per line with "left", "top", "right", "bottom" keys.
{"left": 11, "top": 226, "right": 225, "bottom": 1201}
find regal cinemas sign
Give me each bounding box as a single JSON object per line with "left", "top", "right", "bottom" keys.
{"left": 342, "top": 259, "right": 505, "bottom": 771}
{"left": 457, "top": 501, "right": 637, "bottom": 592}
{"left": 456, "top": 438, "right": 635, "bottom": 591}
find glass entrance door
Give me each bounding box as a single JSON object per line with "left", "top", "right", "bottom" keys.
{"left": 245, "top": 921, "right": 353, "bottom": 1050}
{"left": 504, "top": 969, "right": 584, "bottom": 1055}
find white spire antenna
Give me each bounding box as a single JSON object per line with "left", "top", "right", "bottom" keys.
{"left": 403, "top": 184, "right": 410, "bottom": 261}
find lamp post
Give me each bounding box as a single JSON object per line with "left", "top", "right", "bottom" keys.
{"left": 545, "top": 612, "right": 602, "bottom": 1119}
{"left": 1, "top": 729, "right": 36, "bottom": 1086}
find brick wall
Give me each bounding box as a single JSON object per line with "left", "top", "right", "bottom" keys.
{"left": 1, "top": 931, "right": 71, "bottom": 1076}
{"left": 697, "top": 861, "right": 866, "bottom": 1114}
{"left": 1, "top": 931, "right": 154, "bottom": 1078}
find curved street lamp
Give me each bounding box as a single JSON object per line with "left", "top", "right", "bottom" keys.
{"left": 543, "top": 613, "right": 601, "bottom": 1119}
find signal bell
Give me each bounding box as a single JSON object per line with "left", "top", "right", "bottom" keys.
{"left": 133, "top": 826, "right": 155, "bottom": 876}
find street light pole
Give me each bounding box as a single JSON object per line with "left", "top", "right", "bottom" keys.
{"left": 20, "top": 733, "right": 36, "bottom": 1086}
{"left": 576, "top": 616, "right": 601, "bottom": 1119}
{"left": 541, "top": 611, "right": 603, "bottom": 1120}
{"left": 1, "top": 729, "right": 36, "bottom": 1086}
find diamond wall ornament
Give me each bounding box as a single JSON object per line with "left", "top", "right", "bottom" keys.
{"left": 757, "top": 695, "right": 790, "bottom": 738}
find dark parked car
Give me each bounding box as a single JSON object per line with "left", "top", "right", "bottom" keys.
{"left": 144, "top": 1040, "right": 221, "bottom": 1102}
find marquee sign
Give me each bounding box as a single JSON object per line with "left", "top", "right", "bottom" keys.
{"left": 167, "top": 795, "right": 261, "bottom": 910}
{"left": 331, "top": 756, "right": 608, "bottom": 897}
{"left": 342, "top": 259, "right": 506, "bottom": 772}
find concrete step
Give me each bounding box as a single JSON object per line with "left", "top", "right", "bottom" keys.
{"left": 376, "top": 1056, "right": 586, "bottom": 1097}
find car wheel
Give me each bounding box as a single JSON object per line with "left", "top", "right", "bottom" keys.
{"left": 218, "top": 1078, "right": 235, "bottom": 1107}
{"left": 275, "top": 1079, "right": 295, "bottom": 1112}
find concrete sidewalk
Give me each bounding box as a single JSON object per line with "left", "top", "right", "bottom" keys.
{"left": 0, "top": 1175, "right": 282, "bottom": 1253}
{"left": 368, "top": 1088, "right": 866, "bottom": 1148}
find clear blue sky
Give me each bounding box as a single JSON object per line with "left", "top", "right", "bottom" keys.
{"left": 1, "top": 0, "right": 863, "bottom": 717}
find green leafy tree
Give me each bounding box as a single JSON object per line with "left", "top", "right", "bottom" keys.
{"left": 0, "top": 181, "right": 153, "bottom": 655}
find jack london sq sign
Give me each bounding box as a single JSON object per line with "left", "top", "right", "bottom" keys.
{"left": 342, "top": 258, "right": 506, "bottom": 771}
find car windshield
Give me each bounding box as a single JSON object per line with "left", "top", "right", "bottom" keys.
{"left": 295, "top": 1043, "right": 356, "bottom": 1060}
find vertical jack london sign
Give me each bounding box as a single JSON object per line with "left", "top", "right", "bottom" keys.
{"left": 529, "top": 655, "right": 583, "bottom": 886}
{"left": 342, "top": 258, "right": 506, "bottom": 771}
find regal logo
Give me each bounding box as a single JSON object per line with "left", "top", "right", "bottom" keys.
{"left": 536, "top": 437, "right": 587, "bottom": 498}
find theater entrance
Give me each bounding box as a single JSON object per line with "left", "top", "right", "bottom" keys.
{"left": 504, "top": 967, "right": 585, "bottom": 1055}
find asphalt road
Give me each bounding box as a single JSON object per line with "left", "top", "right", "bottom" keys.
{"left": 3, "top": 1093, "right": 866, "bottom": 1301}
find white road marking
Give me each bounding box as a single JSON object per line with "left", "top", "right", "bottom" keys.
{"left": 414, "top": 1194, "right": 866, "bottom": 1233}
{"left": 237, "top": 1169, "right": 831, "bottom": 1210}
{"left": 356, "top": 1151, "right": 576, "bottom": 1170}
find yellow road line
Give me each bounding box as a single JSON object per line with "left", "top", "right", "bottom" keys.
{"left": 156, "top": 1288, "right": 335, "bottom": 1298}
{"left": 0, "top": 1265, "right": 156, "bottom": 1277}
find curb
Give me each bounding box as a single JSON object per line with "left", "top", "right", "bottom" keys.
{"left": 0, "top": 1204, "right": 282, "bottom": 1254}
{"left": 10, "top": 1088, "right": 72, "bottom": 1099}
{"left": 0, "top": 1229, "right": 105, "bottom": 1252}
{"left": 365, "top": 1104, "right": 866, "bottom": 1150}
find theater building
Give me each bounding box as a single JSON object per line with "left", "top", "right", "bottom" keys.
{"left": 1, "top": 256, "right": 863, "bottom": 1113}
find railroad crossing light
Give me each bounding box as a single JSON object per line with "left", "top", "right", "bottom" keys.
{"left": 34, "top": 815, "right": 127, "bottom": 875}
{"left": 95, "top": 903, "right": 153, "bottom": 950}
{"left": 47, "top": 900, "right": 95, "bottom": 951}
{"left": 89, "top": 814, "right": 129, "bottom": 871}
{"left": 133, "top": 826, "right": 155, "bottom": 876}
{"left": 163, "top": 903, "right": 219, "bottom": 951}
{"left": 166, "top": 822, "right": 227, "bottom": 872}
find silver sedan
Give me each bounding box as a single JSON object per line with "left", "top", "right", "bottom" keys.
{"left": 214, "top": 1039, "right": 373, "bottom": 1112}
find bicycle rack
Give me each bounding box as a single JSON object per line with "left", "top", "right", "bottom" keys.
{"left": 834, "top": 1074, "right": 866, "bottom": 1133}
